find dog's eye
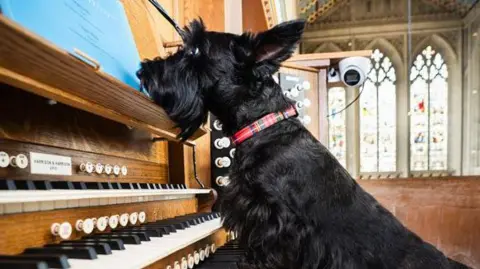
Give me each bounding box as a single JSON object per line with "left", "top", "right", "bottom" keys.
{"left": 187, "top": 47, "right": 200, "bottom": 56}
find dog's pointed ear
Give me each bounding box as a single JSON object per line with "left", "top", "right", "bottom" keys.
{"left": 254, "top": 19, "right": 306, "bottom": 64}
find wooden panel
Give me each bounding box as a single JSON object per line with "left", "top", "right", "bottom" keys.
{"left": 287, "top": 50, "right": 373, "bottom": 62}
{"left": 359, "top": 178, "right": 480, "bottom": 268}
{"left": 0, "top": 85, "right": 167, "bottom": 163}
{"left": 182, "top": 0, "right": 225, "bottom": 32}
{"left": 243, "top": 0, "right": 269, "bottom": 32}
{"left": 0, "top": 140, "right": 168, "bottom": 183}
{"left": 0, "top": 198, "right": 197, "bottom": 254}
{"left": 0, "top": 17, "right": 206, "bottom": 142}
{"left": 122, "top": 0, "right": 166, "bottom": 59}
{"left": 144, "top": 229, "right": 228, "bottom": 269}
{"left": 278, "top": 66, "right": 320, "bottom": 139}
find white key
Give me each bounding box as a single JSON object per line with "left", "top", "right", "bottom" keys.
{"left": 67, "top": 218, "right": 222, "bottom": 269}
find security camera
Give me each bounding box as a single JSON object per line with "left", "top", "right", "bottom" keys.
{"left": 338, "top": 56, "right": 370, "bottom": 87}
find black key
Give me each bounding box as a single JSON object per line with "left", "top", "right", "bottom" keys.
{"left": 119, "top": 227, "right": 164, "bottom": 237}
{"left": 0, "top": 179, "right": 16, "bottom": 190}
{"left": 144, "top": 223, "right": 177, "bottom": 233}
{"left": 111, "top": 182, "right": 121, "bottom": 189}
{"left": 61, "top": 239, "right": 125, "bottom": 250}
{"left": 100, "top": 182, "right": 113, "bottom": 190}
{"left": 155, "top": 183, "right": 162, "bottom": 189}
{"left": 72, "top": 182, "right": 87, "bottom": 190}
{"left": 0, "top": 259, "right": 48, "bottom": 269}
{"left": 51, "top": 181, "right": 74, "bottom": 190}
{"left": 23, "top": 247, "right": 97, "bottom": 260}
{"left": 120, "top": 183, "right": 132, "bottom": 190}
{"left": 160, "top": 184, "right": 168, "bottom": 189}
{"left": 45, "top": 243, "right": 112, "bottom": 255}
{"left": 0, "top": 254, "right": 69, "bottom": 269}
{"left": 139, "top": 183, "right": 149, "bottom": 189}
{"left": 33, "top": 181, "right": 52, "bottom": 190}
{"left": 111, "top": 231, "right": 150, "bottom": 241}
{"left": 84, "top": 234, "right": 141, "bottom": 245}
{"left": 15, "top": 180, "right": 36, "bottom": 190}
{"left": 85, "top": 182, "right": 102, "bottom": 190}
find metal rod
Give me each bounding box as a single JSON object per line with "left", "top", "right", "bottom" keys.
{"left": 147, "top": 0, "right": 185, "bottom": 38}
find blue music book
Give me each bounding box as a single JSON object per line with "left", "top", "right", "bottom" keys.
{"left": 0, "top": 0, "right": 147, "bottom": 94}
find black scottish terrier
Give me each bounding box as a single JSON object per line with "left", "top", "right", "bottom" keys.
{"left": 138, "top": 19, "right": 469, "bottom": 269}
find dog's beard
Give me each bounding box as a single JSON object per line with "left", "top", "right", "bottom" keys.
{"left": 138, "top": 59, "right": 208, "bottom": 141}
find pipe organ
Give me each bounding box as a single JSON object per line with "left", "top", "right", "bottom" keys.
{"left": 0, "top": 0, "right": 371, "bottom": 268}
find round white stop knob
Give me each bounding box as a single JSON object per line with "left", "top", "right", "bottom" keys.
{"left": 119, "top": 213, "right": 129, "bottom": 227}
{"left": 113, "top": 165, "right": 121, "bottom": 176}
{"left": 96, "top": 216, "right": 108, "bottom": 231}
{"left": 296, "top": 101, "right": 304, "bottom": 109}
{"left": 302, "top": 80, "right": 311, "bottom": 90}
{"left": 181, "top": 258, "right": 188, "bottom": 269}
{"left": 173, "top": 261, "right": 180, "bottom": 269}
{"left": 11, "top": 154, "right": 28, "bottom": 169}
{"left": 303, "top": 98, "right": 311, "bottom": 107}
{"left": 194, "top": 251, "right": 200, "bottom": 264}
{"left": 204, "top": 245, "right": 210, "bottom": 257}
{"left": 214, "top": 137, "right": 231, "bottom": 149}
{"left": 303, "top": 115, "right": 312, "bottom": 125}
{"left": 166, "top": 266, "right": 172, "bottom": 269}
{"left": 211, "top": 243, "right": 216, "bottom": 253}
{"left": 290, "top": 87, "right": 299, "bottom": 97}
{"left": 51, "top": 222, "right": 72, "bottom": 240}
{"left": 95, "top": 163, "right": 104, "bottom": 174}
{"left": 104, "top": 164, "right": 113, "bottom": 175}
{"left": 213, "top": 120, "right": 223, "bottom": 131}
{"left": 76, "top": 218, "right": 94, "bottom": 234}
{"left": 138, "top": 212, "right": 146, "bottom": 223}
{"left": 109, "top": 215, "right": 119, "bottom": 229}
{"left": 215, "top": 157, "right": 231, "bottom": 168}
{"left": 121, "top": 165, "right": 128, "bottom": 176}
{"left": 129, "top": 212, "right": 138, "bottom": 225}
{"left": 187, "top": 254, "right": 194, "bottom": 268}
{"left": 199, "top": 249, "right": 205, "bottom": 261}
{"left": 0, "top": 152, "right": 10, "bottom": 168}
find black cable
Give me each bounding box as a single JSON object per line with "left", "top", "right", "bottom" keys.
{"left": 147, "top": 0, "right": 184, "bottom": 37}
{"left": 190, "top": 144, "right": 206, "bottom": 189}
{"left": 327, "top": 82, "right": 366, "bottom": 118}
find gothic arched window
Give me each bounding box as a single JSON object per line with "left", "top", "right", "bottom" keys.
{"left": 328, "top": 87, "right": 347, "bottom": 168}
{"left": 359, "top": 49, "right": 397, "bottom": 173}
{"left": 409, "top": 46, "right": 448, "bottom": 171}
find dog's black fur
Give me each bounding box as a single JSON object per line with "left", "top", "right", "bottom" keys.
{"left": 138, "top": 19, "right": 469, "bottom": 269}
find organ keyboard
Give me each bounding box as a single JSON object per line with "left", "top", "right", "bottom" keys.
{"left": 0, "top": 2, "right": 232, "bottom": 268}
{"left": 0, "top": 212, "right": 223, "bottom": 269}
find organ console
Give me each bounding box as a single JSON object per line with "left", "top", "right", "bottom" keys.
{"left": 0, "top": 1, "right": 374, "bottom": 268}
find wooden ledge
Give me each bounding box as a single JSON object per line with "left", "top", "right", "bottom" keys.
{"left": 0, "top": 16, "right": 206, "bottom": 143}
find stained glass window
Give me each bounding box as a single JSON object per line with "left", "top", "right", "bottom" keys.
{"left": 409, "top": 46, "right": 448, "bottom": 171}
{"left": 328, "top": 87, "right": 347, "bottom": 168}
{"left": 359, "top": 49, "right": 397, "bottom": 173}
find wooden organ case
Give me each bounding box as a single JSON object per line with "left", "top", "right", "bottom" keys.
{"left": 0, "top": 1, "right": 232, "bottom": 269}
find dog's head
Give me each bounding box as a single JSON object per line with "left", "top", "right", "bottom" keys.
{"left": 138, "top": 19, "right": 305, "bottom": 140}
